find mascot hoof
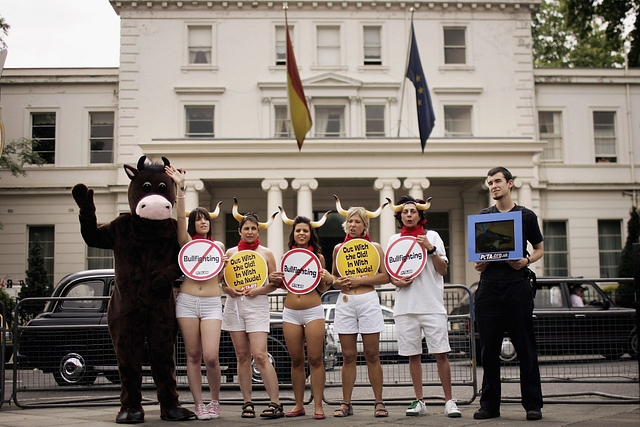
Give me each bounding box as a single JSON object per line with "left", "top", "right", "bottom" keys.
{"left": 161, "top": 406, "right": 196, "bottom": 421}
{"left": 116, "top": 409, "right": 145, "bottom": 424}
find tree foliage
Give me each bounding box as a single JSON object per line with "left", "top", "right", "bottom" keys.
{"left": 18, "top": 234, "right": 53, "bottom": 323}
{"left": 565, "top": 0, "right": 640, "bottom": 67}
{"left": 0, "top": 15, "right": 9, "bottom": 49}
{"left": 0, "top": 138, "right": 46, "bottom": 177}
{"left": 533, "top": 0, "right": 626, "bottom": 67}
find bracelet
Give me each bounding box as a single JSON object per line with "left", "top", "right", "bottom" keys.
{"left": 176, "top": 196, "right": 185, "bottom": 199}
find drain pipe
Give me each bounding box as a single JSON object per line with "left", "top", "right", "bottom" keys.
{"left": 625, "top": 51, "right": 637, "bottom": 205}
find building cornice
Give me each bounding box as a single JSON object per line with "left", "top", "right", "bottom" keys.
{"left": 534, "top": 67, "right": 640, "bottom": 85}
{"left": 110, "top": 0, "right": 541, "bottom": 14}
{"left": 0, "top": 68, "right": 119, "bottom": 85}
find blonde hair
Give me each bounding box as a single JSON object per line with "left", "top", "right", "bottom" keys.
{"left": 342, "top": 206, "right": 369, "bottom": 236}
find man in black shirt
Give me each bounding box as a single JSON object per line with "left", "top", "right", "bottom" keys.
{"left": 473, "top": 166, "right": 544, "bottom": 421}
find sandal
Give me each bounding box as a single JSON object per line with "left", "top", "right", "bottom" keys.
{"left": 374, "top": 401, "right": 388, "bottom": 418}
{"left": 333, "top": 402, "right": 353, "bottom": 417}
{"left": 260, "top": 402, "right": 284, "bottom": 419}
{"left": 241, "top": 401, "right": 255, "bottom": 418}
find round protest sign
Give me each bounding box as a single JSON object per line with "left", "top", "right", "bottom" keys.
{"left": 224, "top": 250, "right": 268, "bottom": 291}
{"left": 385, "top": 236, "right": 427, "bottom": 280}
{"left": 280, "top": 248, "right": 322, "bottom": 295}
{"left": 335, "top": 238, "right": 380, "bottom": 278}
{"left": 178, "top": 239, "right": 224, "bottom": 281}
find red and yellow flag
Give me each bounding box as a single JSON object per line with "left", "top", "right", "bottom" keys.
{"left": 286, "top": 22, "right": 312, "bottom": 150}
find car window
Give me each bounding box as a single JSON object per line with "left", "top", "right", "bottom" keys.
{"left": 581, "top": 283, "right": 606, "bottom": 307}
{"left": 382, "top": 307, "right": 394, "bottom": 319}
{"left": 61, "top": 280, "right": 104, "bottom": 310}
{"left": 329, "top": 308, "right": 335, "bottom": 321}
{"left": 534, "top": 285, "right": 564, "bottom": 308}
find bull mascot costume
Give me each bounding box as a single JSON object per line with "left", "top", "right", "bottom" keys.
{"left": 72, "top": 156, "right": 194, "bottom": 423}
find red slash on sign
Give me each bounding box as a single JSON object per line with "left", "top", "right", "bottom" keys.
{"left": 178, "top": 240, "right": 224, "bottom": 281}
{"left": 385, "top": 236, "right": 427, "bottom": 280}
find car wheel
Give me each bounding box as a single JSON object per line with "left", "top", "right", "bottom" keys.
{"left": 53, "top": 352, "right": 97, "bottom": 386}
{"left": 499, "top": 337, "right": 517, "bottom": 363}
{"left": 250, "top": 336, "right": 293, "bottom": 384}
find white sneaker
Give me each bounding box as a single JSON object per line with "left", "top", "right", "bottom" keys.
{"left": 445, "top": 399, "right": 461, "bottom": 418}
{"left": 195, "top": 403, "right": 211, "bottom": 420}
{"left": 207, "top": 400, "right": 220, "bottom": 419}
{"left": 406, "top": 399, "right": 427, "bottom": 416}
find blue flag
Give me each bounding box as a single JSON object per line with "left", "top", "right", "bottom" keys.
{"left": 406, "top": 23, "right": 435, "bottom": 153}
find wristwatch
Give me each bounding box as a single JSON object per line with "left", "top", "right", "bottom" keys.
{"left": 427, "top": 246, "right": 437, "bottom": 255}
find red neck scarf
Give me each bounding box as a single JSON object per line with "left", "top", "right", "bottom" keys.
{"left": 238, "top": 238, "right": 260, "bottom": 251}
{"left": 292, "top": 244, "right": 315, "bottom": 254}
{"left": 342, "top": 234, "right": 371, "bottom": 244}
{"left": 192, "top": 234, "right": 212, "bottom": 240}
{"left": 401, "top": 219, "right": 427, "bottom": 238}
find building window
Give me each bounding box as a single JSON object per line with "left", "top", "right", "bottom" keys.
{"left": 31, "top": 112, "right": 56, "bottom": 164}
{"left": 594, "top": 111, "right": 616, "bottom": 163}
{"left": 363, "top": 26, "right": 382, "bottom": 65}
{"left": 598, "top": 220, "right": 621, "bottom": 278}
{"left": 185, "top": 106, "right": 214, "bottom": 138}
{"left": 87, "top": 246, "right": 114, "bottom": 270}
{"left": 538, "top": 111, "right": 563, "bottom": 162}
{"left": 315, "top": 106, "right": 345, "bottom": 137}
{"left": 89, "top": 112, "right": 114, "bottom": 164}
{"left": 275, "top": 25, "right": 293, "bottom": 66}
{"left": 444, "top": 27, "right": 466, "bottom": 64}
{"left": 317, "top": 26, "right": 340, "bottom": 66}
{"left": 274, "top": 105, "right": 291, "bottom": 137}
{"left": 444, "top": 106, "right": 472, "bottom": 137}
{"left": 28, "top": 225, "right": 55, "bottom": 287}
{"left": 543, "top": 221, "right": 569, "bottom": 276}
{"left": 188, "top": 26, "right": 212, "bottom": 64}
{"left": 365, "top": 105, "right": 385, "bottom": 137}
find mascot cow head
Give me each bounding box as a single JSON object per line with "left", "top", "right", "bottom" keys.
{"left": 124, "top": 156, "right": 176, "bottom": 220}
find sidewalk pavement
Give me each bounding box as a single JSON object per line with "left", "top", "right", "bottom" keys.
{"left": 0, "top": 401, "right": 638, "bottom": 427}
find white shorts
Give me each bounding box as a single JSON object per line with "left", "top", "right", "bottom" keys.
{"left": 175, "top": 293, "right": 223, "bottom": 321}
{"left": 283, "top": 305, "right": 324, "bottom": 326}
{"left": 222, "top": 295, "right": 270, "bottom": 333}
{"left": 395, "top": 313, "right": 451, "bottom": 356}
{"left": 334, "top": 291, "right": 384, "bottom": 335}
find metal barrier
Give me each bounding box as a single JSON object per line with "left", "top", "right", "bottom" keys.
{"left": 6, "top": 280, "right": 637, "bottom": 408}
{"left": 1, "top": 301, "right": 7, "bottom": 408}
{"left": 9, "top": 287, "right": 476, "bottom": 408}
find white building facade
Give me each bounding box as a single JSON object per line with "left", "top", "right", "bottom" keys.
{"left": 1, "top": 0, "right": 638, "bottom": 289}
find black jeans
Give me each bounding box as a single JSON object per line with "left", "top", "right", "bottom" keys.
{"left": 475, "top": 278, "right": 543, "bottom": 412}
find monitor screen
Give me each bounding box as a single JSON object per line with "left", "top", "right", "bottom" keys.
{"left": 475, "top": 219, "right": 516, "bottom": 253}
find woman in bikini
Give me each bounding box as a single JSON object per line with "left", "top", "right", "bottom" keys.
{"left": 221, "top": 200, "right": 283, "bottom": 419}
{"left": 331, "top": 196, "right": 390, "bottom": 418}
{"left": 270, "top": 210, "right": 332, "bottom": 419}
{"left": 166, "top": 165, "right": 225, "bottom": 420}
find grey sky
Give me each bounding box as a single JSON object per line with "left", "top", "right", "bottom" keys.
{"left": 0, "top": 0, "right": 120, "bottom": 68}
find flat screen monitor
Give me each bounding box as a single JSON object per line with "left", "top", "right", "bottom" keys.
{"left": 467, "top": 210, "right": 523, "bottom": 262}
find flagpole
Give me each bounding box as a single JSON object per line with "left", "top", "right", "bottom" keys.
{"left": 396, "top": 7, "right": 415, "bottom": 138}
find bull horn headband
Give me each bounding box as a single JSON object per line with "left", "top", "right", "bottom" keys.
{"left": 233, "top": 197, "right": 278, "bottom": 230}
{"left": 186, "top": 201, "right": 222, "bottom": 220}
{"left": 333, "top": 194, "right": 388, "bottom": 219}
{"left": 279, "top": 206, "right": 330, "bottom": 228}
{"left": 386, "top": 197, "right": 433, "bottom": 213}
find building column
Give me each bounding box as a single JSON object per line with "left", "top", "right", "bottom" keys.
{"left": 374, "top": 178, "right": 401, "bottom": 247}
{"left": 403, "top": 178, "right": 431, "bottom": 201}
{"left": 514, "top": 179, "right": 533, "bottom": 210}
{"left": 261, "top": 179, "right": 289, "bottom": 261}
{"left": 291, "top": 178, "right": 318, "bottom": 219}
{"left": 184, "top": 179, "right": 205, "bottom": 212}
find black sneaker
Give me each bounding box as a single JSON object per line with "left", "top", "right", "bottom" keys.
{"left": 473, "top": 408, "right": 500, "bottom": 419}
{"left": 526, "top": 410, "right": 543, "bottom": 420}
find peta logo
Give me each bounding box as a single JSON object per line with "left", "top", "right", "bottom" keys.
{"left": 479, "top": 253, "right": 509, "bottom": 260}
